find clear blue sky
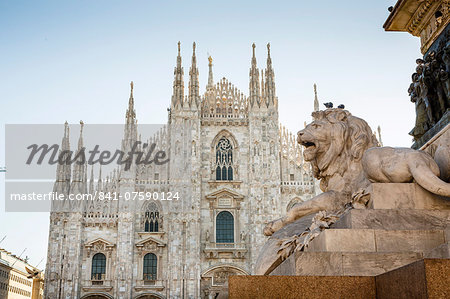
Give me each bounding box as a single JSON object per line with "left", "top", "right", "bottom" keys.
{"left": 0, "top": 0, "right": 420, "bottom": 268}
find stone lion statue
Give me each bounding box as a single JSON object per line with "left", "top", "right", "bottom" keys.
{"left": 263, "top": 108, "right": 450, "bottom": 236}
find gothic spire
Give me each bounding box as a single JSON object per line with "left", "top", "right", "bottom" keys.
{"left": 122, "top": 83, "right": 138, "bottom": 171}
{"left": 53, "top": 121, "right": 71, "bottom": 205}
{"left": 313, "top": 83, "right": 319, "bottom": 112}
{"left": 126, "top": 81, "right": 136, "bottom": 123}
{"left": 63, "top": 121, "right": 70, "bottom": 150}
{"left": 97, "top": 166, "right": 103, "bottom": 191}
{"left": 70, "top": 121, "right": 87, "bottom": 203}
{"left": 207, "top": 55, "right": 214, "bottom": 90}
{"left": 77, "top": 121, "right": 84, "bottom": 152}
{"left": 89, "top": 166, "right": 94, "bottom": 194}
{"left": 123, "top": 81, "right": 138, "bottom": 152}
{"left": 171, "top": 41, "right": 184, "bottom": 109}
{"left": 249, "top": 43, "right": 260, "bottom": 107}
{"left": 261, "top": 69, "right": 265, "bottom": 100}
{"left": 265, "top": 43, "right": 276, "bottom": 107}
{"left": 188, "top": 42, "right": 200, "bottom": 107}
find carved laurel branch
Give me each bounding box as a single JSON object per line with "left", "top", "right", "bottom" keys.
{"left": 276, "top": 188, "right": 371, "bottom": 261}
{"left": 277, "top": 189, "right": 370, "bottom": 261}
{"left": 276, "top": 207, "right": 351, "bottom": 261}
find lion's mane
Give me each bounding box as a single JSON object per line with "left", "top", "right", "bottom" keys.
{"left": 309, "top": 109, "right": 379, "bottom": 181}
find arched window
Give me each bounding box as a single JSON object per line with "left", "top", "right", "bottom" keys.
{"left": 143, "top": 202, "right": 161, "bottom": 232}
{"left": 216, "top": 211, "right": 234, "bottom": 243}
{"left": 215, "top": 137, "right": 233, "bottom": 181}
{"left": 91, "top": 253, "right": 106, "bottom": 280}
{"left": 143, "top": 253, "right": 157, "bottom": 281}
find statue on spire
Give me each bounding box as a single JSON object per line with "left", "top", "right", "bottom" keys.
{"left": 207, "top": 55, "right": 214, "bottom": 90}
{"left": 377, "top": 125, "right": 383, "bottom": 146}
{"left": 313, "top": 83, "right": 319, "bottom": 112}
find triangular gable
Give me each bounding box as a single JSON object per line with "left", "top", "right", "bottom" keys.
{"left": 205, "top": 188, "right": 244, "bottom": 200}
{"left": 84, "top": 237, "right": 115, "bottom": 249}
{"left": 135, "top": 236, "right": 166, "bottom": 248}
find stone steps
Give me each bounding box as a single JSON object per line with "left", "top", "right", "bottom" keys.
{"left": 331, "top": 209, "right": 450, "bottom": 230}
{"left": 305, "top": 228, "right": 446, "bottom": 253}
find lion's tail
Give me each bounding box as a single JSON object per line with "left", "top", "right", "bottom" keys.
{"left": 410, "top": 160, "right": 450, "bottom": 197}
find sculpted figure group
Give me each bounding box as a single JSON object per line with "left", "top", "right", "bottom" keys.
{"left": 409, "top": 36, "right": 450, "bottom": 140}
{"left": 264, "top": 108, "right": 450, "bottom": 236}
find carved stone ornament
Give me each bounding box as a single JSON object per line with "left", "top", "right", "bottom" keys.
{"left": 84, "top": 238, "right": 115, "bottom": 258}
{"left": 135, "top": 236, "right": 166, "bottom": 252}
{"left": 408, "top": 30, "right": 450, "bottom": 143}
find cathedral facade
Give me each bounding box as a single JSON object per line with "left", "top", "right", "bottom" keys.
{"left": 44, "top": 42, "right": 317, "bottom": 299}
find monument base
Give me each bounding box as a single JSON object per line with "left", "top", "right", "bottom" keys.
{"left": 228, "top": 259, "right": 449, "bottom": 299}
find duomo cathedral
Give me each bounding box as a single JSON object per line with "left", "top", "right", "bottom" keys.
{"left": 44, "top": 42, "right": 318, "bottom": 299}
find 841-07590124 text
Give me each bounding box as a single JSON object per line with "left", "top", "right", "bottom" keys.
{"left": 9, "top": 191, "right": 180, "bottom": 201}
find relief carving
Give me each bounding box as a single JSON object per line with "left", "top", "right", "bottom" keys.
{"left": 409, "top": 31, "right": 450, "bottom": 141}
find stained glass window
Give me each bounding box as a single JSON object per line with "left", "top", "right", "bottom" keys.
{"left": 143, "top": 202, "right": 160, "bottom": 232}
{"left": 216, "top": 211, "right": 234, "bottom": 243}
{"left": 91, "top": 253, "right": 106, "bottom": 280}
{"left": 143, "top": 253, "right": 157, "bottom": 280}
{"left": 215, "top": 137, "right": 233, "bottom": 180}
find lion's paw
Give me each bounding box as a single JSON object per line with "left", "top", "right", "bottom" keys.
{"left": 263, "top": 221, "right": 276, "bottom": 236}
{"left": 264, "top": 219, "right": 285, "bottom": 236}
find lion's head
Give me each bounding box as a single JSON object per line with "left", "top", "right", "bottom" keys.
{"left": 298, "top": 109, "right": 379, "bottom": 182}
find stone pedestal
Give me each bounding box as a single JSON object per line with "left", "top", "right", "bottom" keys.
{"left": 228, "top": 259, "right": 450, "bottom": 299}
{"left": 368, "top": 183, "right": 450, "bottom": 210}
{"left": 263, "top": 182, "right": 449, "bottom": 278}
{"left": 228, "top": 275, "right": 376, "bottom": 299}
{"left": 376, "top": 259, "right": 450, "bottom": 299}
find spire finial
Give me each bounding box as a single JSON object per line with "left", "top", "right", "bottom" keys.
{"left": 188, "top": 41, "right": 199, "bottom": 107}
{"left": 78, "top": 120, "right": 84, "bottom": 149}
{"left": 127, "top": 81, "right": 136, "bottom": 122}
{"left": 172, "top": 41, "right": 184, "bottom": 109}
{"left": 377, "top": 125, "right": 383, "bottom": 146}
{"left": 264, "top": 43, "right": 275, "bottom": 106}
{"left": 313, "top": 83, "right": 319, "bottom": 112}
{"left": 207, "top": 54, "right": 214, "bottom": 90}
{"left": 252, "top": 43, "right": 256, "bottom": 56}
{"left": 64, "top": 121, "right": 69, "bottom": 138}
